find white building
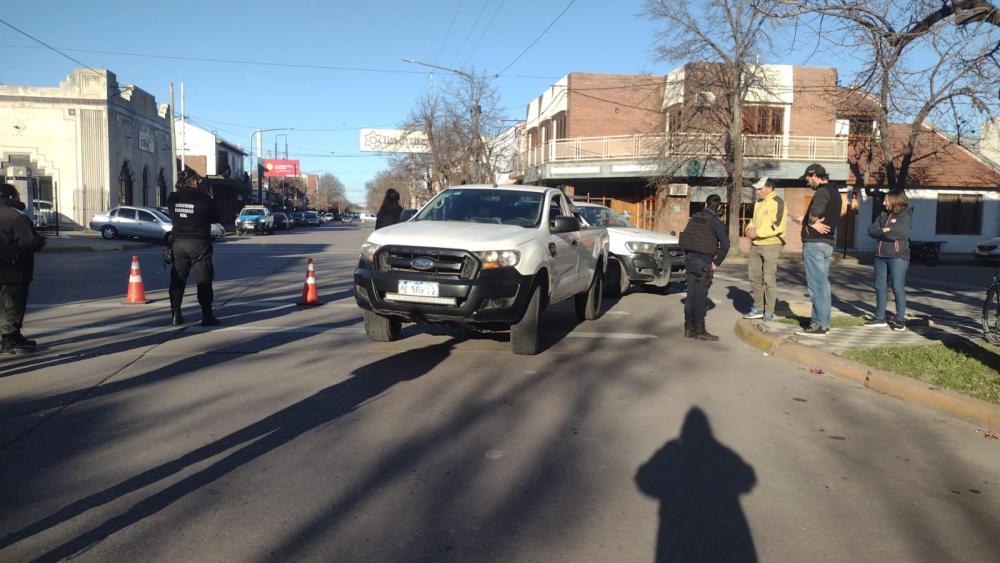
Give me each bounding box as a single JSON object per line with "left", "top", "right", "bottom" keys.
{"left": 0, "top": 68, "right": 174, "bottom": 228}
{"left": 174, "top": 119, "right": 247, "bottom": 179}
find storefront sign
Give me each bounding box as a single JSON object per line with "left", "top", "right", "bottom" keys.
{"left": 263, "top": 159, "right": 300, "bottom": 177}
{"left": 138, "top": 127, "right": 154, "bottom": 153}
{"left": 360, "top": 128, "right": 430, "bottom": 153}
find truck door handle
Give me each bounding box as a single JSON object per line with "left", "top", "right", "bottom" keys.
{"left": 548, "top": 243, "right": 557, "bottom": 257}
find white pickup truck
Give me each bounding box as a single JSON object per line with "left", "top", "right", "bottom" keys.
{"left": 355, "top": 185, "right": 609, "bottom": 354}
{"left": 575, "top": 202, "right": 686, "bottom": 297}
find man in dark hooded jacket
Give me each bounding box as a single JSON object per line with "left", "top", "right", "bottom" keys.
{"left": 0, "top": 183, "right": 46, "bottom": 353}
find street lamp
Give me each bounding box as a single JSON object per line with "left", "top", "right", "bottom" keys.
{"left": 248, "top": 127, "right": 294, "bottom": 205}
{"left": 403, "top": 59, "right": 484, "bottom": 183}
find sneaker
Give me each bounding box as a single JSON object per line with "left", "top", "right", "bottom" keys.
{"left": 864, "top": 318, "right": 888, "bottom": 328}
{"left": 1, "top": 334, "right": 34, "bottom": 354}
{"left": 889, "top": 319, "right": 907, "bottom": 331}
{"left": 762, "top": 314, "right": 774, "bottom": 322}
{"left": 794, "top": 325, "right": 829, "bottom": 337}
{"left": 743, "top": 307, "right": 765, "bottom": 320}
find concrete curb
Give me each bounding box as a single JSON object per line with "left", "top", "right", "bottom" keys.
{"left": 735, "top": 318, "right": 1000, "bottom": 429}
{"left": 40, "top": 242, "right": 154, "bottom": 253}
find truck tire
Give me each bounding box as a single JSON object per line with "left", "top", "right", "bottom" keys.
{"left": 364, "top": 310, "right": 400, "bottom": 342}
{"left": 575, "top": 271, "right": 603, "bottom": 321}
{"left": 603, "top": 257, "right": 630, "bottom": 298}
{"left": 511, "top": 285, "right": 541, "bottom": 355}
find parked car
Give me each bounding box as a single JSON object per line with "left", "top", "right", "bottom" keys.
{"left": 235, "top": 206, "right": 275, "bottom": 235}
{"left": 575, "top": 202, "right": 686, "bottom": 296}
{"left": 211, "top": 223, "right": 227, "bottom": 239}
{"left": 355, "top": 185, "right": 609, "bottom": 355}
{"left": 304, "top": 211, "right": 322, "bottom": 226}
{"left": 323, "top": 212, "right": 340, "bottom": 222}
{"left": 974, "top": 236, "right": 1000, "bottom": 261}
{"left": 342, "top": 213, "right": 356, "bottom": 223}
{"left": 273, "top": 212, "right": 293, "bottom": 231}
{"left": 290, "top": 211, "right": 306, "bottom": 226}
{"left": 33, "top": 200, "right": 54, "bottom": 229}
{"left": 359, "top": 211, "right": 377, "bottom": 224}
{"left": 89, "top": 206, "right": 174, "bottom": 243}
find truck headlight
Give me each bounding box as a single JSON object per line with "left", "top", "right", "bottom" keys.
{"left": 625, "top": 241, "right": 657, "bottom": 255}
{"left": 477, "top": 250, "right": 520, "bottom": 269}
{"left": 360, "top": 242, "right": 381, "bottom": 262}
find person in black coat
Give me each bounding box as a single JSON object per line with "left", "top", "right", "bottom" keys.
{"left": 0, "top": 183, "right": 46, "bottom": 353}
{"left": 866, "top": 190, "right": 912, "bottom": 331}
{"left": 167, "top": 170, "right": 221, "bottom": 327}
{"left": 679, "top": 194, "right": 730, "bottom": 341}
{"left": 375, "top": 189, "right": 403, "bottom": 230}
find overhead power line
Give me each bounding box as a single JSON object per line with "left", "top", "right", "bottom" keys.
{"left": 464, "top": 0, "right": 507, "bottom": 67}
{"left": 0, "top": 43, "right": 559, "bottom": 80}
{"left": 496, "top": 0, "right": 576, "bottom": 76}
{"left": 435, "top": 0, "right": 466, "bottom": 65}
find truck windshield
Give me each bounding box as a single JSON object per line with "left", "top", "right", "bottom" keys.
{"left": 414, "top": 189, "right": 544, "bottom": 227}
{"left": 577, "top": 206, "right": 634, "bottom": 228}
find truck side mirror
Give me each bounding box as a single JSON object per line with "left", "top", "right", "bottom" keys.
{"left": 550, "top": 215, "right": 580, "bottom": 234}
{"left": 400, "top": 208, "right": 417, "bottom": 221}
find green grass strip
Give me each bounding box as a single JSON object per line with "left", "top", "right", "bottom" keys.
{"left": 843, "top": 342, "right": 1000, "bottom": 405}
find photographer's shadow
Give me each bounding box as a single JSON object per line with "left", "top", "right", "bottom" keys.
{"left": 636, "top": 407, "right": 758, "bottom": 562}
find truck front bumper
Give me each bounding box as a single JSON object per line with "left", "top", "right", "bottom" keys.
{"left": 355, "top": 264, "right": 536, "bottom": 328}
{"left": 619, "top": 246, "right": 686, "bottom": 286}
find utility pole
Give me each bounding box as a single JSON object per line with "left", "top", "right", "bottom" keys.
{"left": 179, "top": 82, "right": 186, "bottom": 174}
{"left": 169, "top": 82, "right": 177, "bottom": 193}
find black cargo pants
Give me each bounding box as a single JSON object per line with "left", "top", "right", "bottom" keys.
{"left": 684, "top": 254, "right": 714, "bottom": 329}
{"left": 169, "top": 238, "right": 214, "bottom": 314}
{"left": 0, "top": 283, "right": 29, "bottom": 335}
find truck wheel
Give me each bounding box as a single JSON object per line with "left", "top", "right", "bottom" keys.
{"left": 511, "top": 285, "right": 541, "bottom": 355}
{"left": 603, "top": 258, "right": 630, "bottom": 298}
{"left": 575, "top": 271, "right": 603, "bottom": 321}
{"left": 364, "top": 310, "right": 400, "bottom": 342}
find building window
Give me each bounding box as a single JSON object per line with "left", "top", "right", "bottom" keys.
{"left": 742, "top": 105, "right": 784, "bottom": 135}
{"left": 158, "top": 169, "right": 168, "bottom": 206}
{"left": 936, "top": 194, "right": 983, "bottom": 235}
{"left": 118, "top": 161, "right": 134, "bottom": 206}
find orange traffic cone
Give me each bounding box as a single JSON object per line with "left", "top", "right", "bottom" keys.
{"left": 297, "top": 258, "right": 321, "bottom": 306}
{"left": 124, "top": 255, "right": 150, "bottom": 304}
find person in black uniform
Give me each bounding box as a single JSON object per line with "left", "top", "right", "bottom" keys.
{"left": 0, "top": 183, "right": 46, "bottom": 353}
{"left": 167, "top": 170, "right": 220, "bottom": 327}
{"left": 679, "top": 194, "right": 730, "bottom": 341}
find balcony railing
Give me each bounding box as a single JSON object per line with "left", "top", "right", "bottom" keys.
{"left": 519, "top": 133, "right": 848, "bottom": 169}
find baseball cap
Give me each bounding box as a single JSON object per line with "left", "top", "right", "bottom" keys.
{"left": 752, "top": 176, "right": 771, "bottom": 189}
{"left": 799, "top": 163, "right": 827, "bottom": 180}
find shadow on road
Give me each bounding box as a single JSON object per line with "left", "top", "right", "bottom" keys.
{"left": 0, "top": 338, "right": 457, "bottom": 560}
{"left": 636, "top": 406, "right": 758, "bottom": 563}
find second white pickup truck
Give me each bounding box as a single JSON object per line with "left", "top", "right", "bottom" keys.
{"left": 355, "top": 185, "right": 609, "bottom": 354}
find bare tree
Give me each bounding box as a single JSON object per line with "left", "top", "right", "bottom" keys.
{"left": 400, "top": 70, "right": 510, "bottom": 197}
{"left": 365, "top": 160, "right": 415, "bottom": 212}
{"left": 643, "top": 0, "right": 777, "bottom": 242}
{"left": 316, "top": 172, "right": 348, "bottom": 211}
{"left": 759, "top": 1, "right": 1000, "bottom": 194}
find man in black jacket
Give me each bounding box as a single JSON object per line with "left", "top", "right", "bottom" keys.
{"left": 791, "top": 163, "right": 842, "bottom": 336}
{"left": 167, "top": 171, "right": 221, "bottom": 327}
{"left": 679, "top": 194, "right": 730, "bottom": 341}
{"left": 0, "top": 183, "right": 46, "bottom": 353}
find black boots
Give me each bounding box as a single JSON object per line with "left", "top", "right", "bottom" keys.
{"left": 685, "top": 321, "right": 719, "bottom": 341}
{"left": 171, "top": 311, "right": 186, "bottom": 326}
{"left": 201, "top": 311, "right": 220, "bottom": 327}
{"left": 2, "top": 332, "right": 36, "bottom": 354}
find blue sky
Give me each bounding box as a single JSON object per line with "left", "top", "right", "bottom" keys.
{"left": 3, "top": 0, "right": 836, "bottom": 203}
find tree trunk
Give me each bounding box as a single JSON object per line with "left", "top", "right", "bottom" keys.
{"left": 727, "top": 81, "right": 744, "bottom": 246}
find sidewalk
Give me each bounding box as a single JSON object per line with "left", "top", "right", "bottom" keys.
{"left": 40, "top": 230, "right": 155, "bottom": 253}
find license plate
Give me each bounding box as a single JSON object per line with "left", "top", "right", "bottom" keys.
{"left": 398, "top": 280, "right": 439, "bottom": 297}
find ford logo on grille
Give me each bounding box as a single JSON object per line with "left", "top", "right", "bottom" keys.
{"left": 411, "top": 257, "right": 435, "bottom": 270}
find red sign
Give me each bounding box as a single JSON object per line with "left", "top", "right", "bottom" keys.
{"left": 262, "top": 159, "right": 300, "bottom": 177}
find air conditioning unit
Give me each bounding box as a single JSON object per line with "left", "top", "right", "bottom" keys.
{"left": 694, "top": 91, "right": 716, "bottom": 108}
{"left": 668, "top": 183, "right": 689, "bottom": 197}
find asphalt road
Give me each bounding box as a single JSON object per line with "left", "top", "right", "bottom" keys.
{"left": 1, "top": 223, "right": 998, "bottom": 562}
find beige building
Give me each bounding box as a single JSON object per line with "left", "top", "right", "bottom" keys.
{"left": 0, "top": 68, "right": 174, "bottom": 228}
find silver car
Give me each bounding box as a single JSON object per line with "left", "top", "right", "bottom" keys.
{"left": 90, "top": 206, "right": 174, "bottom": 243}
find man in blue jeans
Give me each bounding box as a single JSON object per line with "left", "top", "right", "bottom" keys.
{"left": 791, "top": 164, "right": 842, "bottom": 336}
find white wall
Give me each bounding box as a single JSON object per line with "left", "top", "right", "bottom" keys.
{"left": 855, "top": 189, "right": 1000, "bottom": 253}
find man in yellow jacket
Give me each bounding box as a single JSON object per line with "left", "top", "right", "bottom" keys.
{"left": 743, "top": 177, "right": 786, "bottom": 321}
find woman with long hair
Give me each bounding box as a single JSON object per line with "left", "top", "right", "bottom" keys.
{"left": 375, "top": 188, "right": 403, "bottom": 229}
{"left": 866, "top": 190, "right": 912, "bottom": 331}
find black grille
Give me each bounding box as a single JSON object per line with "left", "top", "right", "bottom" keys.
{"left": 376, "top": 246, "right": 479, "bottom": 279}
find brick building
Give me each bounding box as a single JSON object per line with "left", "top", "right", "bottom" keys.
{"left": 516, "top": 64, "right": 868, "bottom": 252}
